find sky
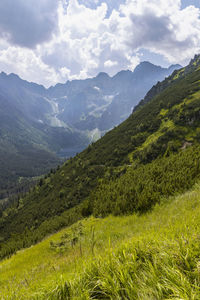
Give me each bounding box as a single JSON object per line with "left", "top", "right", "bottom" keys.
{"left": 0, "top": 0, "right": 200, "bottom": 87}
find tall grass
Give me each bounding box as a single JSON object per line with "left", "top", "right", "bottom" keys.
{"left": 1, "top": 183, "right": 200, "bottom": 299}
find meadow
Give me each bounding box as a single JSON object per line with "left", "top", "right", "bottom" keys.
{"left": 1, "top": 182, "right": 200, "bottom": 299}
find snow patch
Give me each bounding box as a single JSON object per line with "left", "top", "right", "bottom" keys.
{"left": 43, "top": 97, "right": 66, "bottom": 128}
{"left": 93, "top": 86, "right": 100, "bottom": 92}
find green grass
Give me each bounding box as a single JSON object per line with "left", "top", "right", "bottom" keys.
{"left": 1, "top": 182, "right": 200, "bottom": 299}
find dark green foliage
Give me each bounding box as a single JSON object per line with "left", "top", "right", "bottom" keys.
{"left": 0, "top": 144, "right": 61, "bottom": 201}
{"left": 0, "top": 205, "right": 84, "bottom": 259}
{"left": 91, "top": 145, "right": 200, "bottom": 216}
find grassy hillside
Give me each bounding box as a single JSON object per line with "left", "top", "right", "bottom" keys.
{"left": 1, "top": 183, "right": 200, "bottom": 299}
{"left": 1, "top": 55, "right": 200, "bottom": 259}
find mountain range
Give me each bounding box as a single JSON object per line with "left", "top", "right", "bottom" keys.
{"left": 46, "top": 62, "right": 181, "bottom": 133}
{"left": 0, "top": 62, "right": 180, "bottom": 200}
{"left": 0, "top": 54, "right": 199, "bottom": 258}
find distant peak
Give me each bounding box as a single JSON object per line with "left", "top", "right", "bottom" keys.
{"left": 9, "top": 73, "right": 20, "bottom": 79}
{"left": 0, "top": 71, "right": 7, "bottom": 76}
{"left": 138, "top": 61, "right": 155, "bottom": 66}
{"left": 114, "top": 69, "right": 132, "bottom": 76}
{"left": 96, "top": 72, "right": 110, "bottom": 79}
{"left": 0, "top": 71, "right": 20, "bottom": 81}
{"left": 134, "top": 61, "right": 162, "bottom": 74}
{"left": 112, "top": 69, "right": 133, "bottom": 80}
{"left": 168, "top": 64, "right": 182, "bottom": 70}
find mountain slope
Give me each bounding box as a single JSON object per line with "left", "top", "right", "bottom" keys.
{"left": 1, "top": 183, "right": 200, "bottom": 299}
{"left": 0, "top": 55, "right": 199, "bottom": 259}
{"left": 50, "top": 184, "right": 200, "bottom": 299}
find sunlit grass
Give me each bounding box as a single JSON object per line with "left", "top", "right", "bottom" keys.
{"left": 1, "top": 183, "right": 200, "bottom": 299}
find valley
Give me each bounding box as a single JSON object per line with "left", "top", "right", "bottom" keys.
{"left": 0, "top": 55, "right": 200, "bottom": 257}
{"left": 1, "top": 1, "right": 200, "bottom": 299}
{"left": 0, "top": 62, "right": 179, "bottom": 203}
{"left": 1, "top": 53, "right": 200, "bottom": 300}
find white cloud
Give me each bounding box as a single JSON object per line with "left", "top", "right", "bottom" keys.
{"left": 104, "top": 60, "right": 118, "bottom": 68}
{"left": 119, "top": 0, "right": 200, "bottom": 63}
{"left": 0, "top": 43, "right": 60, "bottom": 86}
{"left": 0, "top": 0, "right": 200, "bottom": 87}
{"left": 39, "top": 0, "right": 141, "bottom": 85}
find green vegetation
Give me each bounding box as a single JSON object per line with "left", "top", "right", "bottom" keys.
{"left": 0, "top": 145, "right": 60, "bottom": 202}
{"left": 1, "top": 183, "right": 200, "bottom": 299}
{"left": 1, "top": 54, "right": 200, "bottom": 298}
{"left": 1, "top": 55, "right": 200, "bottom": 260}
{"left": 91, "top": 145, "right": 200, "bottom": 216}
